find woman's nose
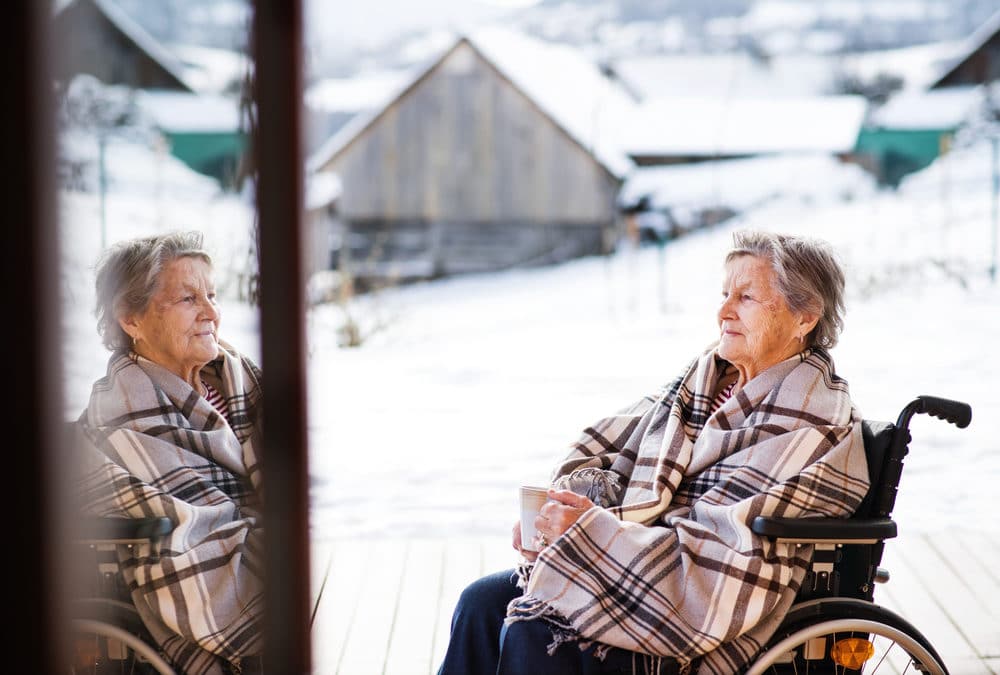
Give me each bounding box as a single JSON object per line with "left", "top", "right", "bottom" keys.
{"left": 201, "top": 297, "right": 220, "bottom": 319}
{"left": 718, "top": 296, "right": 734, "bottom": 321}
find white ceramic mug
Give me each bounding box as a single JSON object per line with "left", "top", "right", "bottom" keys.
{"left": 519, "top": 485, "right": 550, "bottom": 552}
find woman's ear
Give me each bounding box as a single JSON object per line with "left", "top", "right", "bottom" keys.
{"left": 118, "top": 313, "right": 140, "bottom": 343}
{"left": 798, "top": 312, "right": 820, "bottom": 339}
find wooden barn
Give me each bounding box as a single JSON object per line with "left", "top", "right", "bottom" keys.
{"left": 307, "top": 28, "right": 636, "bottom": 282}
{"left": 52, "top": 0, "right": 193, "bottom": 92}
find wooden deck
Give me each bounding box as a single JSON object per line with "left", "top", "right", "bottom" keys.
{"left": 308, "top": 529, "right": 1000, "bottom": 675}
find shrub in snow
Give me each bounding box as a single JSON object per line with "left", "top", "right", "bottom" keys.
{"left": 57, "top": 75, "right": 160, "bottom": 192}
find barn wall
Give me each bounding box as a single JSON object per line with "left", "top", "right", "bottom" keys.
{"left": 329, "top": 42, "right": 620, "bottom": 225}
{"left": 319, "top": 40, "right": 624, "bottom": 279}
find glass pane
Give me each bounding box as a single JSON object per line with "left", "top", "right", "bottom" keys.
{"left": 55, "top": 3, "right": 262, "bottom": 672}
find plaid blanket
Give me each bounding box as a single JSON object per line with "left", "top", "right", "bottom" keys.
{"left": 507, "top": 346, "right": 869, "bottom": 674}
{"left": 74, "top": 341, "right": 264, "bottom": 674}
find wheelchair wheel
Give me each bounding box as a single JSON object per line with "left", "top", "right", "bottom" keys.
{"left": 71, "top": 599, "right": 176, "bottom": 675}
{"left": 746, "top": 598, "right": 947, "bottom": 675}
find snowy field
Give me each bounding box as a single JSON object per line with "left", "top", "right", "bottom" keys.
{"left": 59, "top": 131, "right": 1000, "bottom": 542}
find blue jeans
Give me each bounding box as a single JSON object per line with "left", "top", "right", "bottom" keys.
{"left": 436, "top": 569, "right": 677, "bottom": 675}
{"left": 437, "top": 569, "right": 521, "bottom": 675}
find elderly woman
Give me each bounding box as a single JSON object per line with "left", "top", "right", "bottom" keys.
{"left": 437, "top": 230, "right": 870, "bottom": 675}
{"left": 74, "top": 231, "right": 263, "bottom": 675}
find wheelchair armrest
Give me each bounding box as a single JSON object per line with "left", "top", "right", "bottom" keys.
{"left": 78, "top": 516, "right": 175, "bottom": 545}
{"left": 751, "top": 516, "right": 897, "bottom": 544}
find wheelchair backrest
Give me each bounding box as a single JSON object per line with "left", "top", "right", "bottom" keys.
{"left": 798, "top": 419, "right": 899, "bottom": 603}
{"left": 856, "top": 420, "right": 896, "bottom": 519}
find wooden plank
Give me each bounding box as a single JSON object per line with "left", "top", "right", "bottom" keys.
{"left": 430, "top": 539, "right": 484, "bottom": 672}
{"left": 913, "top": 532, "right": 1000, "bottom": 659}
{"left": 878, "top": 538, "right": 989, "bottom": 674}
{"left": 871, "top": 572, "right": 940, "bottom": 674}
{"left": 309, "top": 538, "right": 336, "bottom": 672}
{"left": 383, "top": 540, "right": 446, "bottom": 675}
{"left": 947, "top": 529, "right": 1000, "bottom": 593}
{"left": 311, "top": 535, "right": 999, "bottom": 674}
{"left": 310, "top": 538, "right": 335, "bottom": 630}
{"left": 337, "top": 539, "right": 409, "bottom": 675}
{"left": 311, "top": 539, "right": 372, "bottom": 674}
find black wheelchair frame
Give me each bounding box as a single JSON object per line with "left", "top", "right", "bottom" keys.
{"left": 744, "top": 394, "right": 972, "bottom": 674}
{"left": 71, "top": 515, "right": 177, "bottom": 675}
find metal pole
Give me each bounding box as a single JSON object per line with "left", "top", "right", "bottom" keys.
{"left": 991, "top": 135, "right": 998, "bottom": 283}
{"left": 658, "top": 236, "right": 667, "bottom": 313}
{"left": 252, "top": 0, "right": 312, "bottom": 672}
{"left": 99, "top": 132, "right": 107, "bottom": 250}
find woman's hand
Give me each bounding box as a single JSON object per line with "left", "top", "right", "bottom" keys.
{"left": 511, "top": 521, "right": 539, "bottom": 562}
{"left": 533, "top": 489, "right": 596, "bottom": 548}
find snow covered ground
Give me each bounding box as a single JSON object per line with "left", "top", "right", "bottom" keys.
{"left": 60, "top": 126, "right": 1000, "bottom": 542}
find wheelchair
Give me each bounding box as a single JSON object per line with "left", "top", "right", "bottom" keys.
{"left": 70, "top": 515, "right": 177, "bottom": 675}
{"left": 741, "top": 394, "right": 972, "bottom": 674}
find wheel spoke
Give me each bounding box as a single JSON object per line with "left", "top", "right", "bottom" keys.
{"left": 868, "top": 635, "right": 891, "bottom": 673}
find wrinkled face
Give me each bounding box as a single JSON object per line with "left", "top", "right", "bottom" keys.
{"left": 121, "top": 256, "right": 220, "bottom": 382}
{"left": 717, "top": 255, "right": 811, "bottom": 379}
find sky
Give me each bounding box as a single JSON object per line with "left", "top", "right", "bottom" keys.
{"left": 58, "top": 112, "right": 1000, "bottom": 544}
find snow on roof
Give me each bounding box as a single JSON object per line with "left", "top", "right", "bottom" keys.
{"left": 134, "top": 90, "right": 243, "bottom": 133}
{"left": 468, "top": 27, "right": 636, "bottom": 178}
{"left": 85, "top": 0, "right": 195, "bottom": 92}
{"left": 869, "top": 85, "right": 982, "bottom": 130}
{"left": 170, "top": 43, "right": 250, "bottom": 95}
{"left": 306, "top": 68, "right": 429, "bottom": 174}
{"left": 306, "top": 171, "right": 343, "bottom": 211}
{"left": 621, "top": 95, "right": 867, "bottom": 158}
{"left": 931, "top": 7, "right": 1000, "bottom": 88}
{"left": 304, "top": 70, "right": 414, "bottom": 113}
{"left": 611, "top": 52, "right": 839, "bottom": 101}
{"left": 837, "top": 40, "right": 964, "bottom": 92}
{"left": 307, "top": 27, "right": 637, "bottom": 179}
{"left": 619, "top": 152, "right": 875, "bottom": 214}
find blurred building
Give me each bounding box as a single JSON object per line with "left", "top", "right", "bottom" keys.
{"left": 132, "top": 90, "right": 247, "bottom": 189}
{"left": 53, "top": 0, "right": 193, "bottom": 92}
{"left": 931, "top": 8, "right": 1000, "bottom": 88}
{"left": 855, "top": 85, "right": 982, "bottom": 187}
{"left": 308, "top": 28, "right": 636, "bottom": 283}
{"left": 852, "top": 9, "right": 998, "bottom": 187}
{"left": 619, "top": 95, "right": 867, "bottom": 166}
{"left": 53, "top": 0, "right": 246, "bottom": 190}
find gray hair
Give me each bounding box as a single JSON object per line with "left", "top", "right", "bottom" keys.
{"left": 94, "top": 231, "right": 213, "bottom": 353}
{"left": 726, "top": 230, "right": 846, "bottom": 349}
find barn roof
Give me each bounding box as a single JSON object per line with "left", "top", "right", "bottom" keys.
{"left": 930, "top": 8, "right": 1000, "bottom": 88}
{"left": 868, "top": 85, "right": 982, "bottom": 130}
{"left": 621, "top": 95, "right": 868, "bottom": 158}
{"left": 133, "top": 90, "right": 243, "bottom": 133}
{"left": 55, "top": 0, "right": 194, "bottom": 92}
{"left": 611, "top": 52, "right": 838, "bottom": 101}
{"left": 306, "top": 27, "right": 637, "bottom": 179}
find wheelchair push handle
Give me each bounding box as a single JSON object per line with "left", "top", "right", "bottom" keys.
{"left": 911, "top": 395, "right": 972, "bottom": 429}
